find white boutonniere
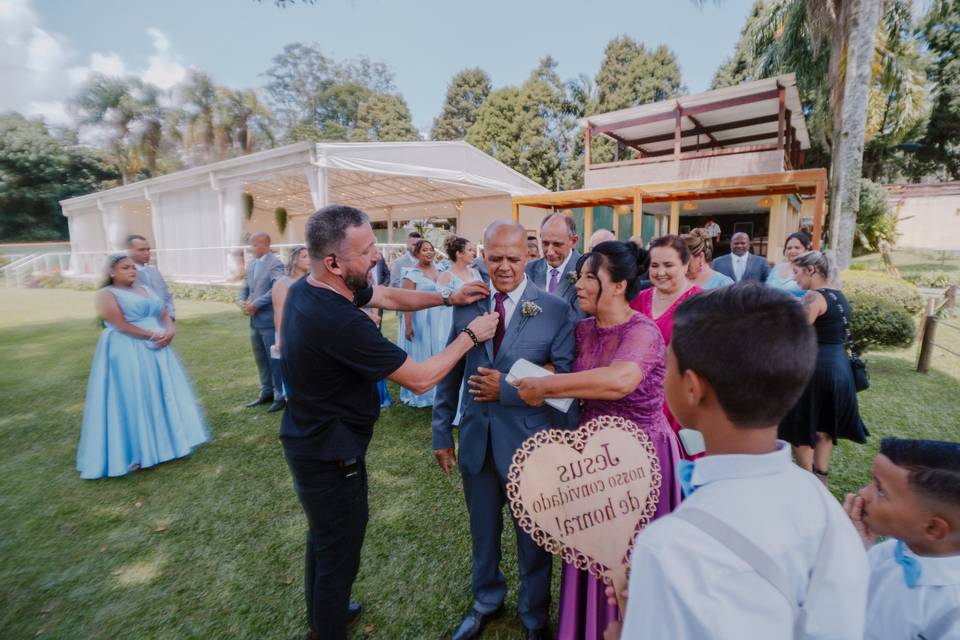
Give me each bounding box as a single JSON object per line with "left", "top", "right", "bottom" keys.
{"left": 566, "top": 271, "right": 578, "bottom": 286}
{"left": 521, "top": 301, "right": 542, "bottom": 318}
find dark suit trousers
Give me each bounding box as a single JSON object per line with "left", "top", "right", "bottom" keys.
{"left": 250, "top": 326, "right": 283, "bottom": 399}
{"left": 284, "top": 448, "right": 368, "bottom": 640}
{"left": 461, "top": 440, "right": 552, "bottom": 630}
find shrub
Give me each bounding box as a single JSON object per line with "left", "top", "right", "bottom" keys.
{"left": 854, "top": 178, "right": 899, "bottom": 256}
{"left": 902, "top": 273, "right": 954, "bottom": 288}
{"left": 848, "top": 293, "right": 916, "bottom": 351}
{"left": 841, "top": 270, "right": 924, "bottom": 315}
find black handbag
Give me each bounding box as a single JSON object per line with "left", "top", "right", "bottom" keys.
{"left": 824, "top": 289, "right": 869, "bottom": 392}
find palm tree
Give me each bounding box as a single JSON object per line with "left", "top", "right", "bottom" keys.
{"left": 175, "top": 70, "right": 219, "bottom": 165}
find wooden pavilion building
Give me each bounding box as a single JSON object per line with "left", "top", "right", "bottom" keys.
{"left": 512, "top": 74, "right": 827, "bottom": 259}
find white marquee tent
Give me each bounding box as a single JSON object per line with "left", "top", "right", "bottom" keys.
{"left": 60, "top": 141, "right": 548, "bottom": 283}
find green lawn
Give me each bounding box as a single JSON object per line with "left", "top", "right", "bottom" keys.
{"left": 2, "top": 287, "right": 959, "bottom": 639}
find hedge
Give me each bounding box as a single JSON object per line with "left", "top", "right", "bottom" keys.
{"left": 841, "top": 270, "right": 924, "bottom": 315}
{"left": 848, "top": 292, "right": 916, "bottom": 352}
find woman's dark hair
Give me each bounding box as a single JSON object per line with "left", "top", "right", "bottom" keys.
{"left": 783, "top": 231, "right": 813, "bottom": 253}
{"left": 444, "top": 236, "right": 470, "bottom": 263}
{"left": 648, "top": 234, "right": 691, "bottom": 264}
{"left": 412, "top": 239, "right": 434, "bottom": 258}
{"left": 100, "top": 254, "right": 131, "bottom": 289}
{"left": 576, "top": 240, "right": 651, "bottom": 302}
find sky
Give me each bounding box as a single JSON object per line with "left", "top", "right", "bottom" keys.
{"left": 3, "top": 0, "right": 758, "bottom": 132}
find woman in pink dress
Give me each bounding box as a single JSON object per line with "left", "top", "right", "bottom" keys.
{"left": 629, "top": 235, "right": 702, "bottom": 455}
{"left": 514, "top": 241, "right": 681, "bottom": 640}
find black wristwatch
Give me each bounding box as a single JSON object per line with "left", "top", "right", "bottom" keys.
{"left": 441, "top": 288, "right": 452, "bottom": 306}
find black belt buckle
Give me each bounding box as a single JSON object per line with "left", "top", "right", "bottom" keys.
{"left": 339, "top": 457, "right": 359, "bottom": 477}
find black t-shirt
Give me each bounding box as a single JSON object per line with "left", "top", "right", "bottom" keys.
{"left": 280, "top": 279, "right": 407, "bottom": 459}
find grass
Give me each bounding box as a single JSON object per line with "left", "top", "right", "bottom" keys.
{"left": 851, "top": 248, "right": 960, "bottom": 279}
{"left": 2, "top": 286, "right": 960, "bottom": 639}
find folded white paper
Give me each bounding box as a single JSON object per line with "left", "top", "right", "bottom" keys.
{"left": 678, "top": 428, "right": 706, "bottom": 456}
{"left": 505, "top": 358, "right": 574, "bottom": 413}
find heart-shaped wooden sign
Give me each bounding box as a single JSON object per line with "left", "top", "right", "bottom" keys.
{"left": 506, "top": 415, "right": 661, "bottom": 599}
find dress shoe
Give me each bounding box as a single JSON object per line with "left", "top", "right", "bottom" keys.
{"left": 244, "top": 395, "right": 273, "bottom": 408}
{"left": 452, "top": 606, "right": 502, "bottom": 640}
{"left": 525, "top": 625, "right": 552, "bottom": 640}
{"left": 266, "top": 398, "right": 286, "bottom": 413}
{"left": 346, "top": 601, "right": 362, "bottom": 623}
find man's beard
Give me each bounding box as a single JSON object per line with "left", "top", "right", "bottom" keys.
{"left": 343, "top": 266, "right": 371, "bottom": 292}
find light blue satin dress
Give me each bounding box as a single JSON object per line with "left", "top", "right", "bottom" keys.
{"left": 76, "top": 286, "right": 209, "bottom": 479}
{"left": 443, "top": 267, "right": 481, "bottom": 424}
{"left": 766, "top": 262, "right": 805, "bottom": 297}
{"left": 399, "top": 268, "right": 448, "bottom": 407}
{"left": 702, "top": 270, "right": 735, "bottom": 289}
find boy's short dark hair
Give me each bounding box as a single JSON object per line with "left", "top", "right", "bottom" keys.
{"left": 881, "top": 438, "right": 960, "bottom": 508}
{"left": 408, "top": 231, "right": 422, "bottom": 239}
{"left": 671, "top": 283, "right": 817, "bottom": 428}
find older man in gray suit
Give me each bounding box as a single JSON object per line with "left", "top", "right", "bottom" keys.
{"left": 127, "top": 235, "right": 175, "bottom": 320}
{"left": 433, "top": 221, "right": 577, "bottom": 640}
{"left": 239, "top": 232, "right": 286, "bottom": 412}
{"left": 525, "top": 213, "right": 584, "bottom": 319}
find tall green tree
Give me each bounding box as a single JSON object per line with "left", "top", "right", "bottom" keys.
{"left": 0, "top": 114, "right": 117, "bottom": 240}
{"left": 351, "top": 93, "right": 420, "bottom": 142}
{"left": 431, "top": 68, "right": 492, "bottom": 141}
{"left": 466, "top": 86, "right": 522, "bottom": 172}
{"left": 711, "top": 1, "right": 766, "bottom": 89}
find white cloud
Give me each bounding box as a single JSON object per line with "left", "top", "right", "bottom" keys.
{"left": 0, "top": 0, "right": 190, "bottom": 125}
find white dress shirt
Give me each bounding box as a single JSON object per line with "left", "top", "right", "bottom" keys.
{"left": 544, "top": 251, "right": 573, "bottom": 291}
{"left": 621, "top": 441, "right": 869, "bottom": 640}
{"left": 733, "top": 252, "right": 748, "bottom": 281}
{"left": 705, "top": 221, "right": 721, "bottom": 239}
{"left": 865, "top": 539, "right": 960, "bottom": 639}
{"left": 490, "top": 276, "right": 528, "bottom": 328}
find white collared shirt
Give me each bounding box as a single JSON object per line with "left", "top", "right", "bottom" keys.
{"left": 490, "top": 276, "right": 528, "bottom": 327}
{"left": 544, "top": 251, "right": 573, "bottom": 291}
{"left": 865, "top": 539, "right": 960, "bottom": 639}
{"left": 621, "top": 441, "right": 869, "bottom": 640}
{"left": 733, "top": 252, "right": 748, "bottom": 281}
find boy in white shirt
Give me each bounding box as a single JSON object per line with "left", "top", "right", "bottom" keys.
{"left": 606, "top": 283, "right": 869, "bottom": 639}
{"left": 844, "top": 438, "right": 960, "bottom": 639}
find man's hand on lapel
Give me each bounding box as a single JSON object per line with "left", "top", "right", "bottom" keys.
{"left": 450, "top": 281, "right": 490, "bottom": 306}
{"left": 468, "top": 367, "right": 501, "bottom": 402}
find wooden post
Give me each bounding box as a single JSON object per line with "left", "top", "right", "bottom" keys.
{"left": 669, "top": 201, "right": 680, "bottom": 234}
{"left": 584, "top": 206, "right": 594, "bottom": 241}
{"left": 633, "top": 189, "right": 642, "bottom": 241}
{"left": 585, "top": 126, "right": 592, "bottom": 171}
{"left": 917, "top": 314, "right": 939, "bottom": 373}
{"left": 946, "top": 284, "right": 957, "bottom": 317}
{"left": 776, "top": 85, "right": 786, "bottom": 151}
{"left": 673, "top": 105, "right": 683, "bottom": 160}
{"left": 812, "top": 177, "right": 826, "bottom": 250}
{"left": 512, "top": 201, "right": 520, "bottom": 223}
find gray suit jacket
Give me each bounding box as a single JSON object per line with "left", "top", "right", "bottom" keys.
{"left": 525, "top": 251, "right": 585, "bottom": 319}
{"left": 432, "top": 282, "right": 578, "bottom": 477}
{"left": 135, "top": 264, "right": 175, "bottom": 319}
{"left": 712, "top": 252, "right": 771, "bottom": 284}
{"left": 238, "top": 252, "right": 285, "bottom": 329}
{"left": 389, "top": 253, "right": 416, "bottom": 288}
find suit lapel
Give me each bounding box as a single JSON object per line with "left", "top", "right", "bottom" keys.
{"left": 478, "top": 298, "right": 495, "bottom": 364}
{"left": 494, "top": 284, "right": 539, "bottom": 366}
{"left": 553, "top": 251, "right": 579, "bottom": 298}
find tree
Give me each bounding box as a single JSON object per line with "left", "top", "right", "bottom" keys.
{"left": 431, "top": 68, "right": 492, "bottom": 140}
{"left": 351, "top": 93, "right": 420, "bottom": 142}
{"left": 466, "top": 86, "right": 522, "bottom": 171}
{"left": 71, "top": 74, "right": 168, "bottom": 184}
{"left": 215, "top": 88, "right": 276, "bottom": 156}
{"left": 711, "top": 1, "right": 766, "bottom": 89}
{"left": 173, "top": 70, "right": 220, "bottom": 165}
{"left": 0, "top": 114, "right": 117, "bottom": 241}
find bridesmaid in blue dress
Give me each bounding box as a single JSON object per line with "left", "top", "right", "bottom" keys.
{"left": 766, "top": 231, "right": 812, "bottom": 297}
{"left": 77, "top": 255, "right": 209, "bottom": 479}
{"left": 400, "top": 240, "right": 447, "bottom": 407}
{"left": 683, "top": 228, "right": 734, "bottom": 290}
{"left": 437, "top": 236, "right": 482, "bottom": 346}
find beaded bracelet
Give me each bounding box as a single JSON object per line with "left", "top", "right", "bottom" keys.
{"left": 461, "top": 327, "right": 481, "bottom": 347}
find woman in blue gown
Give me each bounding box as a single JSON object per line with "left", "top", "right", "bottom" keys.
{"left": 766, "top": 231, "right": 812, "bottom": 297}
{"left": 77, "top": 255, "right": 209, "bottom": 479}
{"left": 400, "top": 240, "right": 447, "bottom": 407}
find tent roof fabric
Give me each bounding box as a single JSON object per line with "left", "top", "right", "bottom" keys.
{"left": 60, "top": 140, "right": 547, "bottom": 212}
{"left": 582, "top": 74, "right": 810, "bottom": 153}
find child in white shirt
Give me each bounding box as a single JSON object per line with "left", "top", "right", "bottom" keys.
{"left": 844, "top": 438, "right": 960, "bottom": 639}
{"left": 606, "top": 283, "right": 869, "bottom": 639}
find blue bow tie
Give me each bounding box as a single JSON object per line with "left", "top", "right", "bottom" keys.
{"left": 677, "top": 460, "right": 697, "bottom": 498}
{"left": 895, "top": 540, "right": 921, "bottom": 589}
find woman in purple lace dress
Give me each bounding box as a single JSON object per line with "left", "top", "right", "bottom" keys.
{"left": 514, "top": 241, "right": 682, "bottom": 640}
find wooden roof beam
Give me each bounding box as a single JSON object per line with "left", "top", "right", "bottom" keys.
{"left": 685, "top": 113, "right": 719, "bottom": 146}
{"left": 641, "top": 131, "right": 780, "bottom": 157}
{"left": 620, "top": 113, "right": 781, "bottom": 146}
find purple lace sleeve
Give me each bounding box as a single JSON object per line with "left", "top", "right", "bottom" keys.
{"left": 612, "top": 316, "right": 666, "bottom": 381}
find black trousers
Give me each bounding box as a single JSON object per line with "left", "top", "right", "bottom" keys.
{"left": 283, "top": 447, "right": 368, "bottom": 640}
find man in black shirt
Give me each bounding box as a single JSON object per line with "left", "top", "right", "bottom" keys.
{"left": 281, "top": 205, "right": 498, "bottom": 640}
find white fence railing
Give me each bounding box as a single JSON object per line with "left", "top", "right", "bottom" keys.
{"left": 3, "top": 243, "right": 419, "bottom": 288}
